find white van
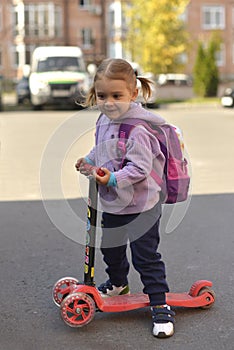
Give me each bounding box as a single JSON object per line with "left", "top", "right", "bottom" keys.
{"left": 29, "top": 46, "right": 90, "bottom": 109}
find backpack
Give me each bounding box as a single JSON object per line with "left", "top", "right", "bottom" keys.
{"left": 117, "top": 119, "right": 190, "bottom": 204}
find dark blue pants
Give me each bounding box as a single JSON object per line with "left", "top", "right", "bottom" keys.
{"left": 100, "top": 202, "right": 169, "bottom": 306}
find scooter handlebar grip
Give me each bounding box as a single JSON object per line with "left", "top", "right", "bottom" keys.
{"left": 96, "top": 168, "right": 105, "bottom": 177}
{"left": 82, "top": 164, "right": 105, "bottom": 177}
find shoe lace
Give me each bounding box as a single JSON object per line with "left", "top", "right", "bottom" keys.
{"left": 98, "top": 280, "right": 113, "bottom": 293}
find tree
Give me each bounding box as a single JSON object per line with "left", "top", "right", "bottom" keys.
{"left": 123, "top": 0, "right": 190, "bottom": 74}
{"left": 204, "top": 39, "right": 219, "bottom": 97}
{"left": 193, "top": 35, "right": 220, "bottom": 97}
{"left": 193, "top": 42, "right": 206, "bottom": 97}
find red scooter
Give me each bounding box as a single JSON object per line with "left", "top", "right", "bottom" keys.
{"left": 52, "top": 165, "right": 215, "bottom": 328}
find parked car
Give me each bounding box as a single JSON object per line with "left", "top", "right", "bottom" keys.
{"left": 157, "top": 73, "right": 193, "bottom": 87}
{"left": 16, "top": 76, "right": 31, "bottom": 104}
{"left": 221, "top": 87, "right": 234, "bottom": 107}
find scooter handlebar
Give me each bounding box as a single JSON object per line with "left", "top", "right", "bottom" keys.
{"left": 82, "top": 164, "right": 105, "bottom": 177}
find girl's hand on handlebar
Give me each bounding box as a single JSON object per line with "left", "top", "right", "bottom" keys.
{"left": 94, "top": 167, "right": 110, "bottom": 185}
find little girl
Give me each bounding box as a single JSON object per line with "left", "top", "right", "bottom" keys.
{"left": 75, "top": 58, "right": 175, "bottom": 338}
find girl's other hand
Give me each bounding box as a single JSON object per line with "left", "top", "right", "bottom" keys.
{"left": 75, "top": 158, "right": 93, "bottom": 176}
{"left": 75, "top": 160, "right": 109, "bottom": 184}
{"left": 75, "top": 157, "right": 86, "bottom": 171}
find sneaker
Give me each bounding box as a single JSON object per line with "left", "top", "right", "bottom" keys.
{"left": 98, "top": 280, "right": 130, "bottom": 297}
{"left": 151, "top": 304, "right": 175, "bottom": 338}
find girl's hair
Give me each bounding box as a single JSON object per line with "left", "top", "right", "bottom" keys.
{"left": 83, "top": 58, "right": 154, "bottom": 107}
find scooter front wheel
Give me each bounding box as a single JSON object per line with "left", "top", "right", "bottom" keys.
{"left": 52, "top": 277, "right": 79, "bottom": 307}
{"left": 60, "top": 292, "right": 95, "bottom": 327}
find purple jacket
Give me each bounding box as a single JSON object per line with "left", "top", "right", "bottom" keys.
{"left": 86, "top": 103, "right": 166, "bottom": 214}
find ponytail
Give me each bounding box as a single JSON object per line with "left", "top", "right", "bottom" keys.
{"left": 137, "top": 76, "right": 154, "bottom": 102}
{"left": 81, "top": 85, "right": 96, "bottom": 107}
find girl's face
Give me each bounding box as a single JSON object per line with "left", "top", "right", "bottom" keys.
{"left": 95, "top": 77, "right": 138, "bottom": 119}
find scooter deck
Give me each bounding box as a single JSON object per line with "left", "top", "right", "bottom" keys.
{"left": 71, "top": 279, "right": 215, "bottom": 312}
{"left": 98, "top": 291, "right": 212, "bottom": 312}
{"left": 56, "top": 279, "right": 215, "bottom": 327}
{"left": 97, "top": 291, "right": 215, "bottom": 312}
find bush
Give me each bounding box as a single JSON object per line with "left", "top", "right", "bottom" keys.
{"left": 193, "top": 36, "right": 220, "bottom": 97}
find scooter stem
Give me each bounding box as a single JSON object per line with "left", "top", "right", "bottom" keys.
{"left": 84, "top": 178, "right": 98, "bottom": 286}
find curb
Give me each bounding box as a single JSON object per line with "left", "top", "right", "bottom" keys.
{"left": 159, "top": 102, "right": 221, "bottom": 109}
{"left": 1, "top": 93, "right": 222, "bottom": 111}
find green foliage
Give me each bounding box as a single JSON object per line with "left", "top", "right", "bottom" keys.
{"left": 193, "top": 43, "right": 206, "bottom": 96}
{"left": 193, "top": 34, "right": 220, "bottom": 97}
{"left": 123, "top": 0, "right": 190, "bottom": 74}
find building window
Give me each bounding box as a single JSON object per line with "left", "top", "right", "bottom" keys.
{"left": 0, "top": 5, "right": 2, "bottom": 31}
{"left": 24, "top": 3, "right": 62, "bottom": 38}
{"left": 232, "top": 7, "right": 234, "bottom": 28}
{"left": 232, "top": 44, "right": 234, "bottom": 64}
{"left": 12, "top": 47, "right": 19, "bottom": 68}
{"left": 26, "top": 45, "right": 35, "bottom": 65}
{"left": 54, "top": 6, "right": 62, "bottom": 37}
{"left": 79, "top": 0, "right": 92, "bottom": 8}
{"left": 202, "top": 6, "right": 225, "bottom": 30}
{"left": 216, "top": 44, "right": 225, "bottom": 67}
{"left": 108, "top": 9, "right": 115, "bottom": 35}
{"left": 81, "top": 28, "right": 93, "bottom": 48}
{"left": 12, "top": 3, "right": 25, "bottom": 37}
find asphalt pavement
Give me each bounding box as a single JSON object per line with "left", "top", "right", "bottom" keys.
{"left": 0, "top": 106, "right": 234, "bottom": 350}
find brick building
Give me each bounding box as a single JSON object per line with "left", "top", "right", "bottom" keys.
{"left": 0, "top": 0, "right": 233, "bottom": 82}
{"left": 186, "top": 0, "right": 234, "bottom": 81}
{"left": 0, "top": 0, "right": 109, "bottom": 80}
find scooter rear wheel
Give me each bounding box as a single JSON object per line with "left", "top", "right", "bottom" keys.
{"left": 52, "top": 277, "right": 79, "bottom": 307}
{"left": 198, "top": 287, "right": 216, "bottom": 309}
{"left": 60, "top": 292, "right": 95, "bottom": 327}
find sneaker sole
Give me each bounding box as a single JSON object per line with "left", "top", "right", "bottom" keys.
{"left": 153, "top": 330, "right": 174, "bottom": 338}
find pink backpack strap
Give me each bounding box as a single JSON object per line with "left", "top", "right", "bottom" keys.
{"left": 117, "top": 121, "right": 138, "bottom": 168}
{"left": 118, "top": 119, "right": 163, "bottom": 186}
